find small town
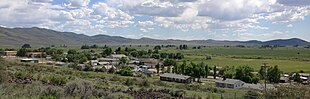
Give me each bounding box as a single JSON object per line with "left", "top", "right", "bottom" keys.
{"left": 1, "top": 0, "right": 310, "bottom": 98}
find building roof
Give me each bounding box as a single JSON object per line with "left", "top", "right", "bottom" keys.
{"left": 110, "top": 54, "right": 127, "bottom": 58}
{"left": 21, "top": 58, "right": 38, "bottom": 61}
{"left": 299, "top": 73, "right": 310, "bottom": 77}
{"left": 26, "top": 52, "right": 46, "bottom": 55}
{"left": 215, "top": 79, "right": 244, "bottom": 85}
{"left": 160, "top": 73, "right": 191, "bottom": 80}
{"left": 4, "top": 51, "right": 17, "bottom": 53}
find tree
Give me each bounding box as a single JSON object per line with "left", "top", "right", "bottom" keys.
{"left": 163, "top": 59, "right": 176, "bottom": 66}
{"left": 151, "top": 54, "right": 160, "bottom": 59}
{"left": 267, "top": 65, "right": 281, "bottom": 83}
{"left": 115, "top": 47, "right": 121, "bottom": 54}
{"left": 293, "top": 73, "right": 302, "bottom": 83}
{"left": 103, "top": 48, "right": 113, "bottom": 56}
{"left": 119, "top": 57, "right": 128, "bottom": 65}
{"left": 258, "top": 66, "right": 266, "bottom": 79}
{"left": 17, "top": 48, "right": 30, "bottom": 57}
{"left": 79, "top": 57, "right": 88, "bottom": 64}
{"left": 120, "top": 67, "right": 133, "bottom": 76}
{"left": 204, "top": 64, "right": 209, "bottom": 78}
{"left": 67, "top": 49, "right": 77, "bottom": 54}
{"left": 175, "top": 53, "right": 184, "bottom": 59}
{"left": 213, "top": 65, "right": 217, "bottom": 79}
{"left": 155, "top": 63, "right": 160, "bottom": 73}
{"left": 154, "top": 45, "right": 161, "bottom": 50}
{"left": 180, "top": 61, "right": 186, "bottom": 75}
{"left": 22, "top": 44, "right": 31, "bottom": 48}
{"left": 81, "top": 45, "right": 90, "bottom": 49}
{"left": 130, "top": 51, "right": 138, "bottom": 57}
{"left": 235, "top": 66, "right": 255, "bottom": 83}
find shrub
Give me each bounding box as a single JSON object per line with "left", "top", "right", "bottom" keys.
{"left": 107, "top": 92, "right": 133, "bottom": 99}
{"left": 120, "top": 67, "right": 133, "bottom": 76}
{"left": 64, "top": 80, "right": 94, "bottom": 98}
{"left": 124, "top": 78, "right": 136, "bottom": 86}
{"left": 41, "top": 86, "right": 63, "bottom": 98}
{"left": 49, "top": 75, "right": 67, "bottom": 86}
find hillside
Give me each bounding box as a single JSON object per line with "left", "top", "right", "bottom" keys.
{"left": 0, "top": 27, "right": 309, "bottom": 46}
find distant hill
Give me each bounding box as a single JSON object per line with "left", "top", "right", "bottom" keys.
{"left": 0, "top": 27, "right": 309, "bottom": 46}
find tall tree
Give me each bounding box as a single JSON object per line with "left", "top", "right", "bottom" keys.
{"left": 267, "top": 65, "right": 281, "bottom": 83}
{"left": 22, "top": 44, "right": 31, "bottom": 48}
{"left": 235, "top": 66, "right": 255, "bottom": 83}
{"left": 293, "top": 73, "right": 302, "bottom": 83}
{"left": 213, "top": 65, "right": 217, "bottom": 79}
{"left": 204, "top": 64, "right": 209, "bottom": 78}
{"left": 155, "top": 63, "right": 160, "bottom": 73}
{"left": 180, "top": 61, "right": 186, "bottom": 75}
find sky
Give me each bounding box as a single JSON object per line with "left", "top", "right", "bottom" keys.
{"left": 0, "top": 0, "right": 310, "bottom": 41}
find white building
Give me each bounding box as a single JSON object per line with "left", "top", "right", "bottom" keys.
{"left": 215, "top": 79, "right": 245, "bottom": 89}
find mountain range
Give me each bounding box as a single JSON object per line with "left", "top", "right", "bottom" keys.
{"left": 0, "top": 27, "right": 309, "bottom": 46}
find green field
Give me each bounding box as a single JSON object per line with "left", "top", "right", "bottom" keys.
{"left": 2, "top": 45, "right": 310, "bottom": 73}
{"left": 160, "top": 46, "right": 310, "bottom": 73}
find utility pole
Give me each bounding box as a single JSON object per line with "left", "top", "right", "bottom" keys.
{"left": 261, "top": 63, "right": 270, "bottom": 99}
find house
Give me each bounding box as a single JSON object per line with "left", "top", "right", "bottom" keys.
{"left": 280, "top": 77, "right": 290, "bottom": 83}
{"left": 300, "top": 73, "right": 310, "bottom": 84}
{"left": 160, "top": 73, "right": 192, "bottom": 83}
{"left": 20, "top": 59, "right": 39, "bottom": 63}
{"left": 4, "top": 51, "right": 17, "bottom": 56}
{"left": 292, "top": 73, "right": 310, "bottom": 84}
{"left": 89, "top": 60, "right": 99, "bottom": 66}
{"left": 55, "top": 62, "right": 67, "bottom": 66}
{"left": 215, "top": 79, "right": 245, "bottom": 89}
{"left": 106, "top": 54, "right": 127, "bottom": 59}
{"left": 139, "top": 58, "right": 160, "bottom": 68}
{"left": 25, "top": 52, "right": 46, "bottom": 58}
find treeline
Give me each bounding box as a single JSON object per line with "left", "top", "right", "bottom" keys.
{"left": 157, "top": 60, "right": 283, "bottom": 84}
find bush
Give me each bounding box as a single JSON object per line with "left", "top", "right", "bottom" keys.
{"left": 41, "top": 86, "right": 63, "bottom": 98}
{"left": 124, "top": 78, "right": 136, "bottom": 86}
{"left": 107, "top": 92, "right": 133, "bottom": 99}
{"left": 49, "top": 75, "right": 67, "bottom": 86}
{"left": 120, "top": 67, "right": 133, "bottom": 76}
{"left": 64, "top": 80, "right": 94, "bottom": 98}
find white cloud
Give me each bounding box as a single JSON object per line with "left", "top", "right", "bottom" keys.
{"left": 66, "top": 0, "right": 90, "bottom": 8}
{"left": 277, "top": 0, "right": 310, "bottom": 6}
{"left": 265, "top": 6, "right": 310, "bottom": 23}
{"left": 137, "top": 21, "right": 154, "bottom": 27}
{"left": 30, "top": 0, "right": 53, "bottom": 3}
{"left": 140, "top": 28, "right": 149, "bottom": 32}
{"left": 198, "top": 0, "right": 276, "bottom": 21}
{"left": 106, "top": 0, "right": 187, "bottom": 17}
{"left": 287, "top": 24, "right": 293, "bottom": 27}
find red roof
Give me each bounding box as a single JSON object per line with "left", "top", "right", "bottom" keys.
{"left": 26, "top": 52, "right": 46, "bottom": 55}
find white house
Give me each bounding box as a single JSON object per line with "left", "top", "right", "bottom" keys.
{"left": 215, "top": 79, "right": 245, "bottom": 89}
{"left": 106, "top": 54, "right": 127, "bottom": 59}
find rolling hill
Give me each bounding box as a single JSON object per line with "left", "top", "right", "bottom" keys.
{"left": 0, "top": 27, "right": 309, "bottom": 46}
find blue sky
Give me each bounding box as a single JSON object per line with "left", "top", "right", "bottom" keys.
{"left": 0, "top": 0, "right": 310, "bottom": 41}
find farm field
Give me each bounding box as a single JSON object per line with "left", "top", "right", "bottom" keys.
{"left": 161, "top": 46, "right": 310, "bottom": 73}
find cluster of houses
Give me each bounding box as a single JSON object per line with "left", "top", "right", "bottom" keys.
{"left": 2, "top": 50, "right": 161, "bottom": 76}
{"left": 2, "top": 50, "right": 310, "bottom": 90}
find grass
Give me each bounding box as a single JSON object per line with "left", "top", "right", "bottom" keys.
{"left": 160, "top": 46, "right": 310, "bottom": 73}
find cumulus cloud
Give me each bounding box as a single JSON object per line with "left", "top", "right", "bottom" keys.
{"left": 30, "top": 0, "right": 53, "bottom": 3}
{"left": 106, "top": 0, "right": 187, "bottom": 17}
{"left": 277, "top": 0, "right": 310, "bottom": 6}
{"left": 1, "top": 0, "right": 310, "bottom": 40}
{"left": 198, "top": 0, "right": 276, "bottom": 21}
{"left": 137, "top": 21, "right": 154, "bottom": 27}
{"left": 66, "top": 0, "right": 90, "bottom": 8}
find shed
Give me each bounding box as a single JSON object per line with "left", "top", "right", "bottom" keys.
{"left": 215, "top": 79, "right": 245, "bottom": 89}
{"left": 160, "top": 73, "right": 192, "bottom": 83}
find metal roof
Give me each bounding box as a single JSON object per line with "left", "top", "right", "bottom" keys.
{"left": 215, "top": 79, "right": 244, "bottom": 85}
{"left": 160, "top": 73, "right": 191, "bottom": 80}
